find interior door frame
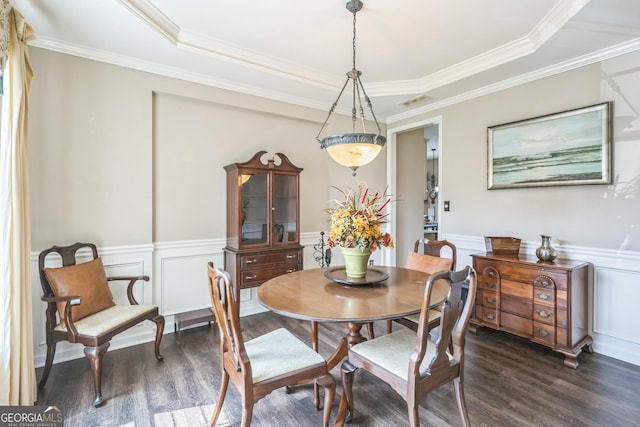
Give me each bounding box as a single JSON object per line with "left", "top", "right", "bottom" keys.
{"left": 384, "top": 115, "right": 443, "bottom": 266}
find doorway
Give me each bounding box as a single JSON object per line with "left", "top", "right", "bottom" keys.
{"left": 385, "top": 117, "right": 442, "bottom": 267}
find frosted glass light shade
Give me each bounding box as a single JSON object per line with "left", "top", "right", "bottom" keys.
{"left": 320, "top": 133, "right": 386, "bottom": 174}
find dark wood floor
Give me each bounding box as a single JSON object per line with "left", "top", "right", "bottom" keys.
{"left": 36, "top": 311, "right": 640, "bottom": 427}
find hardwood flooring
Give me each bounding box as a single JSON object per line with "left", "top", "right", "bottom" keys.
{"left": 36, "top": 311, "right": 640, "bottom": 426}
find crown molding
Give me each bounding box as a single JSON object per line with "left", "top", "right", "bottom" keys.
{"left": 387, "top": 38, "right": 640, "bottom": 123}
{"left": 117, "top": 0, "right": 179, "bottom": 42}
{"left": 367, "top": 0, "right": 590, "bottom": 97}
{"left": 29, "top": 37, "right": 338, "bottom": 115}
{"left": 117, "top": 0, "right": 588, "bottom": 101}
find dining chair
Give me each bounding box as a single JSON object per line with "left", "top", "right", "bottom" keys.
{"left": 414, "top": 238, "right": 457, "bottom": 270}
{"left": 206, "top": 263, "right": 335, "bottom": 427}
{"left": 336, "top": 266, "right": 477, "bottom": 427}
{"left": 387, "top": 248, "right": 455, "bottom": 334}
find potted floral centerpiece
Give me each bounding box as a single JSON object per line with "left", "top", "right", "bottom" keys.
{"left": 325, "top": 182, "right": 394, "bottom": 278}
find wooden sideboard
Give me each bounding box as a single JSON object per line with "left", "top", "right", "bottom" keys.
{"left": 470, "top": 253, "right": 593, "bottom": 368}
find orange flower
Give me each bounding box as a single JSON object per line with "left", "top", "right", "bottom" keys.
{"left": 325, "top": 182, "right": 394, "bottom": 252}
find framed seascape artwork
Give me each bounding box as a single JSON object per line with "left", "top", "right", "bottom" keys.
{"left": 487, "top": 102, "right": 612, "bottom": 189}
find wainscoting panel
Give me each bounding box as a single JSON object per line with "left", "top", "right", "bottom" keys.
{"left": 32, "top": 234, "right": 639, "bottom": 367}
{"left": 444, "top": 233, "right": 640, "bottom": 366}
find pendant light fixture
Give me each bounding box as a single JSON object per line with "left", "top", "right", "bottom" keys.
{"left": 316, "top": 0, "right": 386, "bottom": 176}
{"left": 427, "top": 147, "right": 439, "bottom": 203}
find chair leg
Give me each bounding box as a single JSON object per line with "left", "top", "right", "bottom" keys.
{"left": 311, "top": 320, "right": 320, "bottom": 410}
{"left": 152, "top": 315, "right": 165, "bottom": 360}
{"left": 240, "top": 394, "right": 254, "bottom": 427}
{"left": 38, "top": 342, "right": 57, "bottom": 389}
{"left": 386, "top": 319, "right": 393, "bottom": 334}
{"left": 366, "top": 322, "right": 375, "bottom": 339}
{"left": 84, "top": 342, "right": 110, "bottom": 407}
{"left": 340, "top": 360, "right": 357, "bottom": 423}
{"left": 317, "top": 373, "right": 336, "bottom": 427}
{"left": 454, "top": 377, "right": 471, "bottom": 427}
{"left": 407, "top": 392, "right": 420, "bottom": 427}
{"left": 209, "top": 370, "right": 229, "bottom": 427}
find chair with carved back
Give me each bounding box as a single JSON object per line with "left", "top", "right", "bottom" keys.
{"left": 207, "top": 263, "right": 335, "bottom": 427}
{"left": 336, "top": 266, "right": 477, "bottom": 427}
{"left": 387, "top": 238, "right": 458, "bottom": 334}
{"left": 414, "top": 238, "right": 457, "bottom": 269}
{"left": 38, "top": 242, "right": 164, "bottom": 407}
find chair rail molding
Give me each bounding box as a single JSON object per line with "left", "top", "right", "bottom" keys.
{"left": 31, "top": 233, "right": 637, "bottom": 367}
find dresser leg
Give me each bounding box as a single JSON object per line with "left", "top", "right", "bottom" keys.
{"left": 558, "top": 335, "right": 594, "bottom": 369}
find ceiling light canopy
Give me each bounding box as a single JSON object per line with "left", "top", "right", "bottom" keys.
{"left": 316, "top": 0, "right": 386, "bottom": 176}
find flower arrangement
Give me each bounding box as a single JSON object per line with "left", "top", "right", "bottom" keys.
{"left": 326, "top": 182, "right": 394, "bottom": 252}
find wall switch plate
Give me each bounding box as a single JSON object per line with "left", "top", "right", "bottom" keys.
{"left": 444, "top": 201, "right": 450, "bottom": 211}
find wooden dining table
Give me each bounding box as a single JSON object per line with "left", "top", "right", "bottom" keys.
{"left": 257, "top": 265, "right": 448, "bottom": 371}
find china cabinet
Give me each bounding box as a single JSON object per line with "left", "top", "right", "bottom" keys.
{"left": 224, "top": 151, "right": 304, "bottom": 299}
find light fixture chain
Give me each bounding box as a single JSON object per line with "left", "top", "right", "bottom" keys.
{"left": 352, "top": 8, "right": 357, "bottom": 71}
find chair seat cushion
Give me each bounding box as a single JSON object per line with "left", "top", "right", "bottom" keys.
{"left": 44, "top": 257, "right": 115, "bottom": 326}
{"left": 403, "top": 308, "right": 440, "bottom": 325}
{"left": 54, "top": 304, "right": 157, "bottom": 337}
{"left": 245, "top": 328, "right": 326, "bottom": 384}
{"left": 350, "top": 329, "right": 449, "bottom": 381}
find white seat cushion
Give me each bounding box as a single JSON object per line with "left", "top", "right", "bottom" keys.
{"left": 403, "top": 308, "right": 440, "bottom": 325}
{"left": 54, "top": 305, "right": 157, "bottom": 336}
{"left": 245, "top": 328, "right": 326, "bottom": 384}
{"left": 350, "top": 328, "right": 450, "bottom": 381}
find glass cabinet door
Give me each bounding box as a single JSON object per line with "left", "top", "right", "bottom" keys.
{"left": 241, "top": 172, "right": 268, "bottom": 245}
{"left": 273, "top": 174, "right": 298, "bottom": 244}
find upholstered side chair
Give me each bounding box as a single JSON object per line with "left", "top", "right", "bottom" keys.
{"left": 38, "top": 242, "right": 164, "bottom": 407}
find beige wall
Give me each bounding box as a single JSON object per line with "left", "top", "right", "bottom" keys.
{"left": 390, "top": 50, "right": 640, "bottom": 252}
{"left": 27, "top": 47, "right": 640, "bottom": 253}
{"left": 28, "top": 48, "right": 387, "bottom": 250}
{"left": 395, "top": 128, "right": 426, "bottom": 267}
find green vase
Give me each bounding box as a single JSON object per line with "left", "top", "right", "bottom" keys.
{"left": 341, "top": 247, "right": 371, "bottom": 278}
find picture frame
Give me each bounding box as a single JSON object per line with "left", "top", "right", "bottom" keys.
{"left": 487, "top": 102, "right": 611, "bottom": 189}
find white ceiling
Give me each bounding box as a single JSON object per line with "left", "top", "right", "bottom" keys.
{"left": 10, "top": 0, "right": 640, "bottom": 122}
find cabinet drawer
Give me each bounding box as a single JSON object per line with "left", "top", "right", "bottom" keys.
{"left": 240, "top": 264, "right": 301, "bottom": 286}
{"left": 475, "top": 259, "right": 569, "bottom": 290}
{"left": 241, "top": 250, "right": 300, "bottom": 267}
{"left": 480, "top": 290, "right": 498, "bottom": 308}
{"left": 501, "top": 279, "right": 532, "bottom": 299}
{"left": 477, "top": 273, "right": 498, "bottom": 291}
{"left": 506, "top": 268, "right": 568, "bottom": 291}
{"left": 500, "top": 311, "right": 532, "bottom": 337}
{"left": 501, "top": 295, "right": 532, "bottom": 318}
{"left": 474, "top": 305, "right": 498, "bottom": 327}
{"left": 533, "top": 304, "right": 555, "bottom": 325}
{"left": 533, "top": 287, "right": 555, "bottom": 305}
{"left": 533, "top": 322, "right": 556, "bottom": 346}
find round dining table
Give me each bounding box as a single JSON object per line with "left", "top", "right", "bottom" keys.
{"left": 258, "top": 266, "right": 448, "bottom": 370}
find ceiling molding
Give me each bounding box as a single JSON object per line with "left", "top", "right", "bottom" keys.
{"left": 387, "top": 38, "right": 640, "bottom": 123}
{"left": 176, "top": 31, "right": 340, "bottom": 92}
{"left": 118, "top": 0, "right": 179, "bottom": 43}
{"left": 28, "top": 37, "right": 335, "bottom": 116}
{"left": 367, "top": 0, "right": 590, "bottom": 97}
{"left": 118, "top": 0, "right": 589, "bottom": 100}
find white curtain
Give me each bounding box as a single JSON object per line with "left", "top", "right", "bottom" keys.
{"left": 0, "top": 4, "right": 36, "bottom": 405}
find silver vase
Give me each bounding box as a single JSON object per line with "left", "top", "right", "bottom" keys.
{"left": 536, "top": 235, "right": 558, "bottom": 262}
